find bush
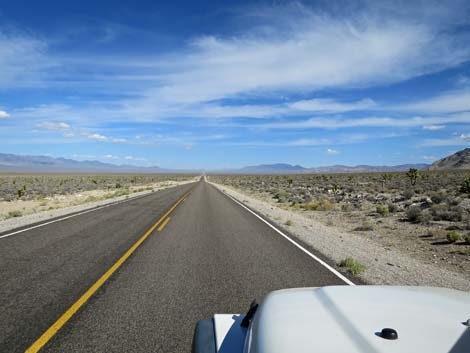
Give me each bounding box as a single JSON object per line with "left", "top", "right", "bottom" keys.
{"left": 7, "top": 210, "right": 22, "bottom": 218}
{"left": 302, "top": 199, "right": 334, "bottom": 211}
{"left": 339, "top": 257, "right": 366, "bottom": 276}
{"left": 464, "top": 234, "right": 470, "bottom": 244}
{"left": 355, "top": 219, "right": 374, "bottom": 231}
{"left": 387, "top": 203, "right": 398, "bottom": 213}
{"left": 430, "top": 192, "right": 446, "bottom": 204}
{"left": 406, "top": 206, "right": 422, "bottom": 223}
{"left": 403, "top": 189, "right": 414, "bottom": 200}
{"left": 447, "top": 231, "right": 462, "bottom": 243}
{"left": 376, "top": 205, "right": 389, "bottom": 216}
{"left": 460, "top": 178, "right": 470, "bottom": 194}
{"left": 284, "top": 220, "right": 293, "bottom": 226}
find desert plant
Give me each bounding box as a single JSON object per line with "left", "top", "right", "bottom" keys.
{"left": 339, "top": 257, "right": 366, "bottom": 276}
{"left": 403, "top": 189, "right": 414, "bottom": 200}
{"left": 387, "top": 202, "right": 398, "bottom": 213}
{"left": 406, "top": 168, "right": 420, "bottom": 186}
{"left": 406, "top": 206, "right": 422, "bottom": 223}
{"left": 464, "top": 234, "right": 470, "bottom": 244}
{"left": 16, "top": 185, "right": 27, "bottom": 199}
{"left": 376, "top": 205, "right": 389, "bottom": 216}
{"left": 302, "top": 199, "right": 334, "bottom": 211}
{"left": 355, "top": 219, "right": 374, "bottom": 231}
{"left": 460, "top": 178, "right": 470, "bottom": 194}
{"left": 284, "top": 219, "right": 293, "bottom": 226}
{"left": 447, "top": 231, "right": 462, "bottom": 243}
{"left": 7, "top": 210, "right": 22, "bottom": 218}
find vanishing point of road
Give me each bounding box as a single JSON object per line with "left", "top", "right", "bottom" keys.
{"left": 0, "top": 178, "right": 351, "bottom": 352}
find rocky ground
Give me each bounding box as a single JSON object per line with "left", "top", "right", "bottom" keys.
{"left": 208, "top": 171, "right": 470, "bottom": 291}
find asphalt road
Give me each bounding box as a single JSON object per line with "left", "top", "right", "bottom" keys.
{"left": 0, "top": 178, "right": 347, "bottom": 353}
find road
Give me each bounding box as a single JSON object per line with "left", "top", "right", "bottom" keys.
{"left": 0, "top": 178, "right": 349, "bottom": 352}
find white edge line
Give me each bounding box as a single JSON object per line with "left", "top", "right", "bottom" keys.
{"left": 216, "top": 186, "right": 355, "bottom": 286}
{"left": 0, "top": 185, "right": 186, "bottom": 240}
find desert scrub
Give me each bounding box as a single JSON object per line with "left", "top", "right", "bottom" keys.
{"left": 446, "top": 231, "right": 462, "bottom": 243}
{"left": 406, "top": 206, "right": 422, "bottom": 223}
{"left": 301, "top": 199, "right": 334, "bottom": 211}
{"left": 339, "top": 257, "right": 366, "bottom": 276}
{"left": 7, "top": 210, "right": 23, "bottom": 218}
{"left": 354, "top": 219, "right": 374, "bottom": 231}
{"left": 464, "top": 234, "right": 470, "bottom": 244}
{"left": 284, "top": 219, "right": 293, "bottom": 226}
{"left": 376, "top": 205, "right": 389, "bottom": 216}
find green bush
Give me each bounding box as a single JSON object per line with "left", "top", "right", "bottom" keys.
{"left": 447, "top": 231, "right": 462, "bottom": 243}
{"left": 406, "top": 206, "right": 422, "bottom": 223}
{"left": 376, "top": 205, "right": 389, "bottom": 216}
{"left": 339, "top": 257, "right": 366, "bottom": 276}
{"left": 302, "top": 199, "right": 334, "bottom": 211}
{"left": 464, "top": 234, "right": 470, "bottom": 244}
{"left": 284, "top": 220, "right": 293, "bottom": 226}
{"left": 460, "top": 178, "right": 470, "bottom": 194}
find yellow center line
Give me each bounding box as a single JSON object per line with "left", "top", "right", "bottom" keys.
{"left": 25, "top": 189, "right": 192, "bottom": 353}
{"left": 157, "top": 217, "right": 171, "bottom": 231}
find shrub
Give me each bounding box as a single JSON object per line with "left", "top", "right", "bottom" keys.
{"left": 355, "top": 219, "right": 374, "bottom": 231}
{"left": 387, "top": 203, "right": 398, "bottom": 213}
{"left": 447, "top": 231, "right": 462, "bottom": 243}
{"left": 464, "top": 234, "right": 470, "bottom": 244}
{"left": 406, "top": 206, "right": 422, "bottom": 223}
{"left": 403, "top": 189, "right": 414, "bottom": 200}
{"left": 460, "top": 178, "right": 470, "bottom": 194}
{"left": 284, "top": 220, "right": 293, "bottom": 226}
{"left": 302, "top": 199, "right": 334, "bottom": 211}
{"left": 339, "top": 257, "right": 366, "bottom": 276}
{"left": 341, "top": 203, "right": 353, "bottom": 212}
{"left": 430, "top": 192, "right": 446, "bottom": 204}
{"left": 376, "top": 205, "right": 389, "bottom": 216}
{"left": 7, "top": 210, "right": 22, "bottom": 218}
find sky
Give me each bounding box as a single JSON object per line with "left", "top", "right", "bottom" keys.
{"left": 0, "top": 0, "right": 470, "bottom": 169}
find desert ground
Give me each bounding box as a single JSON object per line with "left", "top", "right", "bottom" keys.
{"left": 0, "top": 174, "right": 197, "bottom": 221}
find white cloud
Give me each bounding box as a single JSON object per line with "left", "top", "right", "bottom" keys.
{"left": 261, "top": 112, "right": 470, "bottom": 129}
{"left": 85, "top": 133, "right": 127, "bottom": 143}
{"left": 420, "top": 133, "right": 470, "bottom": 146}
{"left": 37, "top": 121, "right": 71, "bottom": 130}
{"left": 326, "top": 148, "right": 340, "bottom": 155}
{"left": 0, "top": 30, "right": 55, "bottom": 88}
{"left": 423, "top": 156, "right": 437, "bottom": 161}
{"left": 290, "top": 98, "right": 375, "bottom": 113}
{"left": 422, "top": 124, "right": 445, "bottom": 130}
{"left": 124, "top": 156, "right": 147, "bottom": 161}
{"left": 0, "top": 110, "right": 9, "bottom": 118}
{"left": 399, "top": 90, "right": 470, "bottom": 114}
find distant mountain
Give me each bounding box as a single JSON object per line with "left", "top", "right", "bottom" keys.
{"left": 0, "top": 153, "right": 169, "bottom": 173}
{"left": 428, "top": 148, "right": 470, "bottom": 170}
{"left": 221, "top": 163, "right": 428, "bottom": 174}
{"left": 305, "top": 164, "right": 429, "bottom": 174}
{"left": 237, "top": 163, "right": 307, "bottom": 174}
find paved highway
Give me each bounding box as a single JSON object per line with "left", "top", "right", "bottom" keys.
{"left": 0, "top": 178, "right": 350, "bottom": 352}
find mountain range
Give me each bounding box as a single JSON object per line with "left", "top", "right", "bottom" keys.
{"left": 0, "top": 153, "right": 433, "bottom": 174}
{"left": 427, "top": 148, "right": 470, "bottom": 170}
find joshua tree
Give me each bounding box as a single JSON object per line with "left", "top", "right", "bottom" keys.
{"left": 380, "top": 173, "right": 393, "bottom": 189}
{"left": 406, "top": 168, "right": 419, "bottom": 186}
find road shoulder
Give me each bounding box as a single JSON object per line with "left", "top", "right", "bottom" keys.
{"left": 209, "top": 181, "right": 470, "bottom": 291}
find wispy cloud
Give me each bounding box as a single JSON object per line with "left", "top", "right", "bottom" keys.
{"left": 326, "top": 148, "right": 340, "bottom": 155}
{"left": 85, "top": 133, "right": 127, "bottom": 143}
{"left": 260, "top": 113, "right": 470, "bottom": 130}
{"left": 0, "top": 110, "right": 10, "bottom": 118}
{"left": 422, "top": 124, "right": 445, "bottom": 130}
{"left": 37, "top": 121, "right": 71, "bottom": 130}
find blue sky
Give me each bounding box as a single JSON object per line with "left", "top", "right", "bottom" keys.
{"left": 0, "top": 0, "right": 470, "bottom": 169}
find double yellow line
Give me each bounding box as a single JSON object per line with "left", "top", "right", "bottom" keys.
{"left": 25, "top": 189, "right": 191, "bottom": 353}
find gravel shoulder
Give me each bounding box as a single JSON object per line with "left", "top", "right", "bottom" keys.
{"left": 0, "top": 178, "right": 197, "bottom": 234}
{"left": 210, "top": 181, "right": 470, "bottom": 291}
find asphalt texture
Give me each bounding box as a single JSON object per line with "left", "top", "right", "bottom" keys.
{"left": 0, "top": 179, "right": 347, "bottom": 353}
